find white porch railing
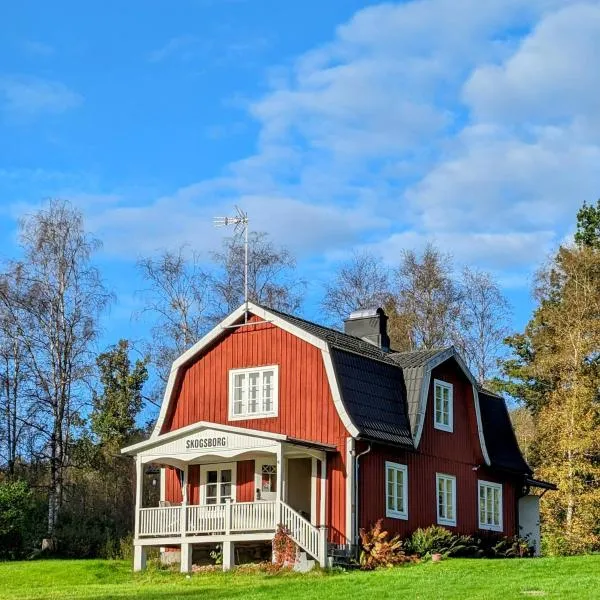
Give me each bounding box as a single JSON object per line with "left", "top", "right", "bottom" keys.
{"left": 231, "top": 501, "right": 277, "bottom": 532}
{"left": 279, "top": 501, "right": 321, "bottom": 563}
{"left": 137, "top": 500, "right": 325, "bottom": 565}
{"left": 139, "top": 506, "right": 181, "bottom": 537}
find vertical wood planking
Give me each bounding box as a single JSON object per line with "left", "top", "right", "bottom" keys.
{"left": 161, "top": 315, "right": 350, "bottom": 541}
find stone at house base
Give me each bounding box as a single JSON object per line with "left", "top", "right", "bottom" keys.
{"left": 293, "top": 551, "right": 316, "bottom": 573}
{"left": 160, "top": 550, "right": 181, "bottom": 565}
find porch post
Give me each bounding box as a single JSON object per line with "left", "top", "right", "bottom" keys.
{"left": 276, "top": 442, "right": 283, "bottom": 523}
{"left": 310, "top": 458, "right": 318, "bottom": 526}
{"left": 133, "top": 544, "right": 147, "bottom": 572}
{"left": 222, "top": 540, "right": 235, "bottom": 571}
{"left": 180, "top": 464, "right": 188, "bottom": 537}
{"left": 134, "top": 455, "right": 143, "bottom": 539}
{"left": 320, "top": 455, "right": 327, "bottom": 528}
{"left": 180, "top": 543, "right": 192, "bottom": 573}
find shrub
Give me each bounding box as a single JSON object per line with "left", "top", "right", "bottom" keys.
{"left": 0, "top": 480, "right": 35, "bottom": 559}
{"left": 405, "top": 526, "right": 482, "bottom": 559}
{"left": 272, "top": 525, "right": 298, "bottom": 570}
{"left": 485, "top": 535, "right": 534, "bottom": 558}
{"left": 359, "top": 519, "right": 416, "bottom": 570}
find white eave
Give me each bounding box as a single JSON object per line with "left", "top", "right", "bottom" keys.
{"left": 143, "top": 301, "right": 360, "bottom": 443}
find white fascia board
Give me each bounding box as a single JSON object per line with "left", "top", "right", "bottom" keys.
{"left": 321, "top": 346, "right": 360, "bottom": 438}
{"left": 122, "top": 419, "right": 288, "bottom": 456}
{"left": 149, "top": 302, "right": 330, "bottom": 439}
{"left": 412, "top": 347, "right": 491, "bottom": 466}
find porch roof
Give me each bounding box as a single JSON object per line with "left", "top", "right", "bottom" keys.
{"left": 121, "top": 420, "right": 337, "bottom": 457}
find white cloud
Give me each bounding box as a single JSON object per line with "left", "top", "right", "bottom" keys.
{"left": 0, "top": 76, "right": 82, "bottom": 119}
{"left": 10, "top": 0, "right": 598, "bottom": 296}
{"left": 21, "top": 40, "right": 55, "bottom": 57}
{"left": 148, "top": 35, "right": 200, "bottom": 63}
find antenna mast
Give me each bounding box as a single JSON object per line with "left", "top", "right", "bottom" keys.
{"left": 214, "top": 206, "right": 250, "bottom": 322}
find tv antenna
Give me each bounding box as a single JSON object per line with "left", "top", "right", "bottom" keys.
{"left": 214, "top": 206, "right": 250, "bottom": 322}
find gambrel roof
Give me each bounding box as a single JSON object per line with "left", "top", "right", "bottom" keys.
{"left": 147, "top": 302, "right": 535, "bottom": 476}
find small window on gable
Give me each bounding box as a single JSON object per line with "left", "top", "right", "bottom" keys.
{"left": 228, "top": 366, "right": 278, "bottom": 420}
{"left": 478, "top": 481, "right": 503, "bottom": 532}
{"left": 436, "top": 473, "right": 456, "bottom": 526}
{"left": 434, "top": 379, "right": 453, "bottom": 432}
{"left": 385, "top": 462, "right": 408, "bottom": 520}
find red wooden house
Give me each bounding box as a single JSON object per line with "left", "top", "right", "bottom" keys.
{"left": 122, "top": 302, "right": 552, "bottom": 571}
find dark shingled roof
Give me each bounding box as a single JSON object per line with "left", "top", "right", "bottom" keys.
{"left": 264, "top": 306, "right": 412, "bottom": 447}
{"left": 479, "top": 390, "right": 532, "bottom": 475}
{"left": 330, "top": 348, "right": 413, "bottom": 447}
{"left": 260, "top": 305, "right": 536, "bottom": 472}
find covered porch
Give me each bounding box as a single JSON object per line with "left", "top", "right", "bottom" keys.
{"left": 122, "top": 421, "right": 333, "bottom": 571}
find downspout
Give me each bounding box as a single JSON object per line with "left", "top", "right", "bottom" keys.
{"left": 354, "top": 442, "right": 372, "bottom": 550}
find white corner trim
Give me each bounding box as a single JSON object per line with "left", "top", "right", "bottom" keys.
{"left": 346, "top": 437, "right": 356, "bottom": 545}
{"left": 321, "top": 347, "right": 360, "bottom": 438}
{"left": 149, "top": 302, "right": 329, "bottom": 439}
{"left": 412, "top": 348, "right": 491, "bottom": 466}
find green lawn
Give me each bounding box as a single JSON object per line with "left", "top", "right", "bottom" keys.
{"left": 0, "top": 556, "right": 598, "bottom": 600}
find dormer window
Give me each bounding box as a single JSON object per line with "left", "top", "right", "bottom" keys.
{"left": 228, "top": 366, "right": 278, "bottom": 420}
{"left": 434, "top": 379, "right": 453, "bottom": 432}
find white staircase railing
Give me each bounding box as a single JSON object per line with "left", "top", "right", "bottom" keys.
{"left": 278, "top": 500, "right": 326, "bottom": 566}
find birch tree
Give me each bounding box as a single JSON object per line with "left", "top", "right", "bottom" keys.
{"left": 0, "top": 200, "right": 110, "bottom": 536}
{"left": 321, "top": 251, "right": 391, "bottom": 325}
{"left": 137, "top": 246, "right": 211, "bottom": 384}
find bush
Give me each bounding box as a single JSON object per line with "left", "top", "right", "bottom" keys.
{"left": 359, "top": 519, "right": 417, "bottom": 570}
{"left": 0, "top": 480, "right": 36, "bottom": 559}
{"left": 405, "top": 526, "right": 534, "bottom": 560}
{"left": 405, "top": 526, "right": 481, "bottom": 559}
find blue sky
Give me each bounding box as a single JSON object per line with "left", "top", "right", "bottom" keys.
{"left": 2, "top": 0, "right": 600, "bottom": 353}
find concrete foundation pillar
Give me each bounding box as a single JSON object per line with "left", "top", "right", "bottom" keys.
{"left": 133, "top": 545, "right": 147, "bottom": 572}
{"left": 180, "top": 543, "right": 193, "bottom": 573}
{"left": 222, "top": 541, "right": 235, "bottom": 571}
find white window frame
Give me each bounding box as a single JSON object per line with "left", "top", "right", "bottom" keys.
{"left": 228, "top": 365, "right": 279, "bottom": 421}
{"left": 385, "top": 461, "right": 408, "bottom": 520}
{"left": 433, "top": 379, "right": 453, "bottom": 432}
{"left": 255, "top": 457, "right": 277, "bottom": 502}
{"left": 436, "top": 473, "right": 457, "bottom": 527}
{"left": 200, "top": 463, "right": 237, "bottom": 505}
{"left": 478, "top": 480, "right": 503, "bottom": 532}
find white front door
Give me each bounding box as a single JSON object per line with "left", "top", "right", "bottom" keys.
{"left": 255, "top": 458, "right": 277, "bottom": 501}
{"left": 200, "top": 463, "right": 236, "bottom": 504}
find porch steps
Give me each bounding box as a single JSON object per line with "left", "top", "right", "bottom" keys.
{"left": 329, "top": 545, "right": 359, "bottom": 570}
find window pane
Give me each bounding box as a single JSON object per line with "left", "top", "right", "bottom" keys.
{"left": 220, "top": 469, "right": 232, "bottom": 483}
{"left": 248, "top": 373, "right": 259, "bottom": 413}
{"left": 207, "top": 471, "right": 217, "bottom": 484}
{"left": 263, "top": 371, "right": 273, "bottom": 412}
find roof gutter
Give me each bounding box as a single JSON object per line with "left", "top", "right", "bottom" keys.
{"left": 354, "top": 441, "right": 372, "bottom": 550}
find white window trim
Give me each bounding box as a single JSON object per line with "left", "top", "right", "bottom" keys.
{"left": 228, "top": 365, "right": 279, "bottom": 421}
{"left": 433, "top": 379, "right": 454, "bottom": 433}
{"left": 436, "top": 473, "right": 457, "bottom": 527}
{"left": 385, "top": 461, "right": 408, "bottom": 520}
{"left": 199, "top": 462, "right": 237, "bottom": 505}
{"left": 478, "top": 480, "right": 503, "bottom": 532}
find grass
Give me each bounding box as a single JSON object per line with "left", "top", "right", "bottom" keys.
{"left": 0, "top": 556, "right": 599, "bottom": 600}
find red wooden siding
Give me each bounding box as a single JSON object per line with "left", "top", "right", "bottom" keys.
{"left": 162, "top": 318, "right": 347, "bottom": 447}
{"left": 165, "top": 467, "right": 182, "bottom": 504}
{"left": 236, "top": 460, "right": 255, "bottom": 502}
{"left": 161, "top": 315, "right": 350, "bottom": 543}
{"left": 359, "top": 359, "right": 517, "bottom": 538}
{"left": 359, "top": 446, "right": 518, "bottom": 537}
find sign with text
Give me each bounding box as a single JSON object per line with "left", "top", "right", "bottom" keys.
{"left": 185, "top": 435, "right": 228, "bottom": 450}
